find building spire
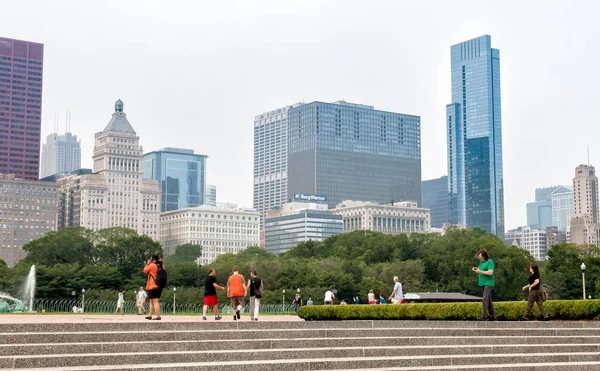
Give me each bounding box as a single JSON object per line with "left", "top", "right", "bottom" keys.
{"left": 115, "top": 99, "right": 124, "bottom": 113}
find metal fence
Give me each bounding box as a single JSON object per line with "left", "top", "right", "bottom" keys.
{"left": 34, "top": 298, "right": 299, "bottom": 315}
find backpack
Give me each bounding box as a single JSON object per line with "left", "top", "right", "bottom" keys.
{"left": 152, "top": 263, "right": 168, "bottom": 289}
{"left": 253, "top": 278, "right": 262, "bottom": 299}
{"left": 540, "top": 284, "right": 549, "bottom": 302}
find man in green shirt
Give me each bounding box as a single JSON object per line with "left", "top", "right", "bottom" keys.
{"left": 472, "top": 249, "right": 496, "bottom": 321}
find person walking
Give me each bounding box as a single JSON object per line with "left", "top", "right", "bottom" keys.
{"left": 143, "top": 255, "right": 164, "bottom": 320}
{"left": 114, "top": 290, "right": 125, "bottom": 315}
{"left": 136, "top": 287, "right": 147, "bottom": 315}
{"left": 324, "top": 289, "right": 335, "bottom": 305}
{"left": 291, "top": 292, "right": 303, "bottom": 312}
{"left": 246, "top": 270, "right": 263, "bottom": 321}
{"left": 306, "top": 297, "right": 313, "bottom": 306}
{"left": 472, "top": 249, "right": 496, "bottom": 321}
{"left": 522, "top": 264, "right": 549, "bottom": 321}
{"left": 388, "top": 276, "right": 403, "bottom": 304}
{"left": 368, "top": 290, "right": 376, "bottom": 304}
{"left": 227, "top": 266, "right": 246, "bottom": 321}
{"left": 203, "top": 268, "right": 226, "bottom": 320}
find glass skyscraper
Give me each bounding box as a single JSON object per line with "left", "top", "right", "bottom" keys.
{"left": 143, "top": 147, "right": 207, "bottom": 212}
{"left": 287, "top": 101, "right": 421, "bottom": 209}
{"left": 422, "top": 176, "right": 449, "bottom": 228}
{"left": 0, "top": 37, "right": 44, "bottom": 180}
{"left": 447, "top": 35, "right": 504, "bottom": 236}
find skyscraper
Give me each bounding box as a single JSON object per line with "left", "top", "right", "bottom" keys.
{"left": 143, "top": 148, "right": 207, "bottom": 212}
{"left": 0, "top": 37, "right": 44, "bottom": 180}
{"left": 526, "top": 186, "right": 561, "bottom": 230}
{"left": 287, "top": 101, "right": 421, "bottom": 209}
{"left": 40, "top": 132, "right": 81, "bottom": 179}
{"left": 421, "top": 176, "right": 449, "bottom": 228}
{"left": 551, "top": 186, "right": 574, "bottom": 232}
{"left": 204, "top": 184, "right": 216, "bottom": 206}
{"left": 446, "top": 35, "right": 504, "bottom": 236}
{"left": 570, "top": 164, "right": 599, "bottom": 246}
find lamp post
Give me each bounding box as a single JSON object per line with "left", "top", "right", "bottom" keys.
{"left": 173, "top": 287, "right": 177, "bottom": 314}
{"left": 581, "top": 263, "right": 587, "bottom": 300}
{"left": 81, "top": 289, "right": 85, "bottom": 313}
{"left": 282, "top": 289, "right": 285, "bottom": 314}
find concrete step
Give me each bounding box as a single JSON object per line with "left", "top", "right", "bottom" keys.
{"left": 1, "top": 345, "right": 600, "bottom": 369}
{"left": 6, "top": 353, "right": 600, "bottom": 371}
{"left": 4, "top": 336, "right": 600, "bottom": 356}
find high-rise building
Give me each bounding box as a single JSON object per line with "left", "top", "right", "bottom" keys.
{"left": 546, "top": 225, "right": 567, "bottom": 253}
{"left": 264, "top": 201, "right": 343, "bottom": 255}
{"left": 421, "top": 176, "right": 449, "bottom": 228}
{"left": 551, "top": 186, "right": 574, "bottom": 232}
{"left": 526, "top": 186, "right": 561, "bottom": 230}
{"left": 160, "top": 205, "right": 260, "bottom": 263}
{"left": 570, "top": 165, "right": 599, "bottom": 246}
{"left": 40, "top": 132, "right": 81, "bottom": 179}
{"left": 253, "top": 105, "right": 300, "bottom": 225}
{"left": 287, "top": 101, "right": 421, "bottom": 209}
{"left": 204, "top": 184, "right": 216, "bottom": 206}
{"left": 505, "top": 226, "right": 547, "bottom": 260}
{"left": 0, "top": 174, "right": 57, "bottom": 267}
{"left": 142, "top": 148, "right": 207, "bottom": 212}
{"left": 0, "top": 37, "right": 44, "bottom": 180}
{"left": 57, "top": 100, "right": 161, "bottom": 239}
{"left": 446, "top": 35, "right": 504, "bottom": 237}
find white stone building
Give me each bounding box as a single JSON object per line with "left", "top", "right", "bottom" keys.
{"left": 331, "top": 200, "right": 431, "bottom": 234}
{"left": 57, "top": 100, "right": 161, "bottom": 239}
{"left": 40, "top": 132, "right": 81, "bottom": 179}
{"left": 160, "top": 205, "right": 260, "bottom": 265}
{"left": 505, "top": 226, "right": 548, "bottom": 260}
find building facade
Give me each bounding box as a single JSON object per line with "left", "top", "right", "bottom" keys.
{"left": 421, "top": 176, "right": 449, "bottom": 228}
{"left": 142, "top": 148, "right": 207, "bottom": 212}
{"left": 546, "top": 225, "right": 567, "bottom": 253}
{"left": 446, "top": 35, "right": 504, "bottom": 237}
{"left": 160, "top": 205, "right": 260, "bottom": 265}
{"left": 0, "top": 37, "right": 44, "bottom": 180}
{"left": 570, "top": 165, "right": 599, "bottom": 246}
{"left": 526, "top": 186, "right": 561, "bottom": 230}
{"left": 264, "top": 202, "right": 343, "bottom": 255}
{"left": 40, "top": 132, "right": 81, "bottom": 179}
{"left": 0, "top": 174, "right": 57, "bottom": 267}
{"left": 505, "top": 226, "right": 547, "bottom": 260}
{"left": 331, "top": 200, "right": 431, "bottom": 234}
{"left": 204, "top": 184, "right": 216, "bottom": 206}
{"left": 551, "top": 186, "right": 574, "bottom": 232}
{"left": 287, "top": 101, "right": 421, "bottom": 210}
{"left": 57, "top": 100, "right": 161, "bottom": 239}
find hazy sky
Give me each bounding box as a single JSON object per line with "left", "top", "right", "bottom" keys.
{"left": 3, "top": 0, "right": 600, "bottom": 231}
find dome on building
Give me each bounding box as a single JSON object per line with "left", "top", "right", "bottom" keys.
{"left": 103, "top": 99, "right": 136, "bottom": 134}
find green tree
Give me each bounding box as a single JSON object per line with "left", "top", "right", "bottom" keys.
{"left": 164, "top": 244, "right": 202, "bottom": 265}
{"left": 22, "top": 227, "right": 96, "bottom": 267}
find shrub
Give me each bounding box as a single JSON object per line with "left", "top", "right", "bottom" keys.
{"left": 298, "top": 300, "right": 600, "bottom": 321}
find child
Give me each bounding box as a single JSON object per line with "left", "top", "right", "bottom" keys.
{"left": 114, "top": 290, "right": 125, "bottom": 315}
{"left": 378, "top": 294, "right": 387, "bottom": 304}
{"left": 368, "top": 290, "right": 376, "bottom": 304}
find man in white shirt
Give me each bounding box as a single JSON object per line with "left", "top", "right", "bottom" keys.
{"left": 388, "top": 276, "right": 403, "bottom": 304}
{"left": 324, "top": 289, "right": 335, "bottom": 305}
{"left": 136, "top": 287, "right": 147, "bottom": 315}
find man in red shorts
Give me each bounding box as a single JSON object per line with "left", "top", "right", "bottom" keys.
{"left": 202, "top": 268, "right": 226, "bottom": 320}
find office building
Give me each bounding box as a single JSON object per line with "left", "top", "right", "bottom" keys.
{"left": 546, "top": 226, "right": 567, "bottom": 253}
{"left": 0, "top": 174, "right": 57, "bottom": 267}
{"left": 446, "top": 35, "right": 504, "bottom": 237}
{"left": 0, "top": 37, "right": 44, "bottom": 180}
{"left": 505, "top": 226, "right": 547, "bottom": 260}
{"left": 526, "top": 186, "right": 561, "bottom": 230}
{"left": 143, "top": 148, "right": 207, "bottom": 212}
{"left": 551, "top": 186, "right": 574, "bottom": 232}
{"left": 287, "top": 101, "right": 421, "bottom": 209}
{"left": 264, "top": 201, "right": 343, "bottom": 255}
{"left": 331, "top": 200, "right": 431, "bottom": 234}
{"left": 57, "top": 100, "right": 161, "bottom": 239}
{"left": 421, "top": 176, "right": 449, "bottom": 228}
{"left": 570, "top": 165, "right": 599, "bottom": 246}
{"left": 40, "top": 132, "right": 81, "bottom": 179}
{"left": 204, "top": 184, "right": 216, "bottom": 206}
{"left": 160, "top": 205, "right": 260, "bottom": 264}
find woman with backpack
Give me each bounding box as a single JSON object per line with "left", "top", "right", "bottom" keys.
{"left": 143, "top": 255, "right": 165, "bottom": 320}
{"left": 521, "top": 264, "right": 549, "bottom": 321}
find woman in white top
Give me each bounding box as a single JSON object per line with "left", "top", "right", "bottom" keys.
{"left": 114, "top": 290, "right": 125, "bottom": 315}
{"left": 368, "top": 289, "right": 376, "bottom": 304}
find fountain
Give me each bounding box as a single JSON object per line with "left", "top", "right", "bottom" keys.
{"left": 0, "top": 265, "right": 35, "bottom": 313}
{"left": 22, "top": 265, "right": 36, "bottom": 312}
{"left": 0, "top": 292, "right": 25, "bottom": 313}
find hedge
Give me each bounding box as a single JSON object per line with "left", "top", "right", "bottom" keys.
{"left": 298, "top": 300, "right": 600, "bottom": 321}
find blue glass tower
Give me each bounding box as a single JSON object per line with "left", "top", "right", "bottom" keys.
{"left": 447, "top": 35, "right": 504, "bottom": 236}
{"left": 142, "top": 148, "right": 207, "bottom": 212}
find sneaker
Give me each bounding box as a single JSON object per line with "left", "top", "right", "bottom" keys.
{"left": 236, "top": 309, "right": 240, "bottom": 319}
{"left": 215, "top": 316, "right": 222, "bottom": 320}
{"left": 202, "top": 316, "right": 207, "bottom": 320}
{"left": 233, "top": 315, "right": 237, "bottom": 321}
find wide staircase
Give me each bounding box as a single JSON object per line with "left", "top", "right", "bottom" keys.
{"left": 2, "top": 319, "right": 600, "bottom": 370}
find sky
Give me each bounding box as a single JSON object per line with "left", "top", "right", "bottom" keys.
{"left": 2, "top": 0, "right": 600, "bottom": 231}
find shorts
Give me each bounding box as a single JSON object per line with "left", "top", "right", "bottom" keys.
{"left": 324, "top": 300, "right": 333, "bottom": 305}
{"left": 368, "top": 300, "right": 377, "bottom": 304}
{"left": 230, "top": 296, "right": 245, "bottom": 308}
{"left": 147, "top": 288, "right": 163, "bottom": 299}
{"left": 204, "top": 295, "right": 218, "bottom": 307}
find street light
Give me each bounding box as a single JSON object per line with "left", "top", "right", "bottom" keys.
{"left": 173, "top": 287, "right": 177, "bottom": 314}
{"left": 581, "top": 263, "right": 587, "bottom": 300}
{"left": 282, "top": 289, "right": 286, "bottom": 314}
{"left": 81, "top": 289, "right": 85, "bottom": 313}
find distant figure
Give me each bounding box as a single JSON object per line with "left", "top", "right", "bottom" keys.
{"left": 247, "top": 270, "right": 263, "bottom": 321}
{"left": 379, "top": 294, "right": 386, "bottom": 304}
{"left": 292, "top": 293, "right": 303, "bottom": 312}
{"left": 114, "top": 290, "right": 125, "bottom": 315}
{"left": 340, "top": 300, "right": 347, "bottom": 305}
{"left": 306, "top": 297, "right": 314, "bottom": 306}
{"left": 522, "top": 264, "right": 549, "bottom": 321}
{"left": 203, "top": 268, "right": 226, "bottom": 320}
{"left": 136, "top": 287, "right": 147, "bottom": 315}
{"left": 354, "top": 297, "right": 360, "bottom": 304}
{"left": 388, "top": 276, "right": 403, "bottom": 304}
{"left": 72, "top": 306, "right": 78, "bottom": 313}
{"left": 368, "top": 290, "right": 376, "bottom": 304}
{"left": 472, "top": 249, "right": 496, "bottom": 321}
{"left": 324, "top": 289, "right": 335, "bottom": 305}
{"left": 227, "top": 266, "right": 246, "bottom": 321}
{"left": 143, "top": 255, "right": 165, "bottom": 320}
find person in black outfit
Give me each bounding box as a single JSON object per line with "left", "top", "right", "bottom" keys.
{"left": 202, "top": 268, "right": 226, "bottom": 320}
{"left": 246, "top": 270, "right": 263, "bottom": 321}
{"left": 521, "top": 264, "right": 549, "bottom": 321}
